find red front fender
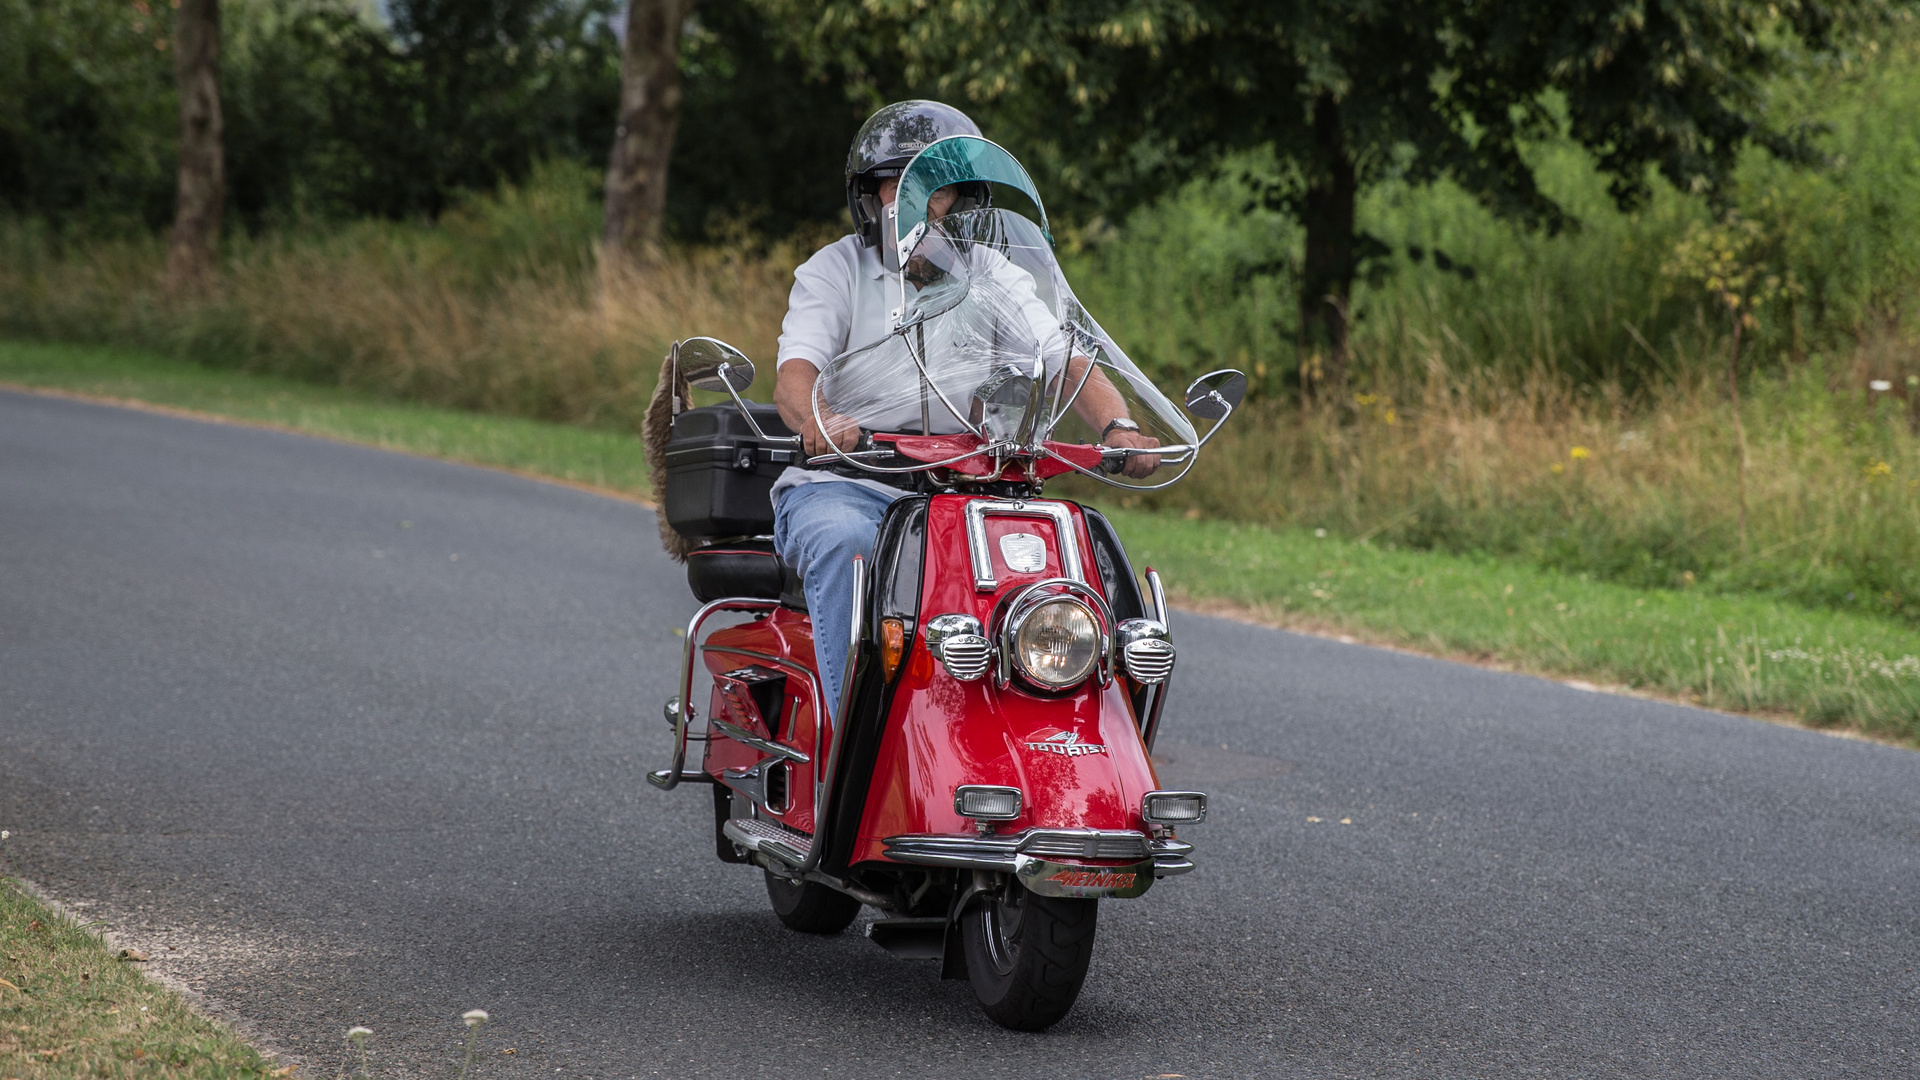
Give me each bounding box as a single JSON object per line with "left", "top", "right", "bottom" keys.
{"left": 850, "top": 495, "right": 1161, "bottom": 865}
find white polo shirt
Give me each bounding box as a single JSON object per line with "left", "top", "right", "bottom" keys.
{"left": 772, "top": 233, "right": 1069, "bottom": 502}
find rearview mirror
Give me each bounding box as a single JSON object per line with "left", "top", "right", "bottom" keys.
{"left": 678, "top": 337, "right": 755, "bottom": 394}
{"left": 1183, "top": 369, "right": 1248, "bottom": 421}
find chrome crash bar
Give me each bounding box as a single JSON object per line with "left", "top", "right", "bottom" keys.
{"left": 650, "top": 557, "right": 868, "bottom": 883}
{"left": 1137, "top": 568, "right": 1174, "bottom": 751}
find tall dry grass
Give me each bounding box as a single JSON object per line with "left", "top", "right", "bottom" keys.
{"left": 0, "top": 162, "right": 801, "bottom": 430}
{"left": 1104, "top": 341, "right": 1920, "bottom": 624}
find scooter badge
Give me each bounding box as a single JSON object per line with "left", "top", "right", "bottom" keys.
{"left": 1025, "top": 730, "right": 1109, "bottom": 757}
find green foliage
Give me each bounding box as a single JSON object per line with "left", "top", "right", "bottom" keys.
{"left": 0, "top": 0, "right": 179, "bottom": 231}
{"left": 669, "top": 0, "right": 874, "bottom": 238}
{"left": 0, "top": 0, "right": 877, "bottom": 238}
{"left": 1065, "top": 30, "right": 1920, "bottom": 396}
{"left": 341, "top": 0, "right": 623, "bottom": 219}
{"left": 0, "top": 0, "right": 624, "bottom": 228}
{"left": 780, "top": 0, "right": 1869, "bottom": 221}
{"left": 776, "top": 0, "right": 1893, "bottom": 387}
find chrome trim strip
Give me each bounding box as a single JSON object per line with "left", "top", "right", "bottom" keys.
{"left": 1139, "top": 569, "right": 1173, "bottom": 751}
{"left": 881, "top": 827, "right": 1152, "bottom": 871}
{"left": 964, "top": 499, "right": 1083, "bottom": 592}
{"left": 648, "top": 597, "right": 779, "bottom": 791}
{"left": 836, "top": 555, "right": 865, "bottom": 730}
{"left": 708, "top": 716, "right": 810, "bottom": 764}
{"left": 645, "top": 768, "right": 713, "bottom": 786}
{"left": 878, "top": 834, "right": 1194, "bottom": 886}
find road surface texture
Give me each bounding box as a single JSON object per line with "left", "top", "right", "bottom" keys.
{"left": 3, "top": 389, "right": 1916, "bottom": 1078}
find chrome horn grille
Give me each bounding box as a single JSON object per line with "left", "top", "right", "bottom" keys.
{"left": 1117, "top": 618, "right": 1175, "bottom": 684}
{"left": 924, "top": 612, "right": 992, "bottom": 682}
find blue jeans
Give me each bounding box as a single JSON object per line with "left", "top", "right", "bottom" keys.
{"left": 772, "top": 481, "right": 904, "bottom": 723}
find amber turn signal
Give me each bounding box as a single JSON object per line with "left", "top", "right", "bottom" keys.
{"left": 879, "top": 617, "right": 907, "bottom": 681}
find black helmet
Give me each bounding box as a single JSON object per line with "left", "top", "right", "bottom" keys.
{"left": 846, "top": 100, "right": 987, "bottom": 250}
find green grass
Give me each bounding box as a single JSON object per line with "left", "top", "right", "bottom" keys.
{"left": 0, "top": 340, "right": 652, "bottom": 499}
{"left": 1108, "top": 509, "right": 1920, "bottom": 740}
{"left": 0, "top": 879, "right": 279, "bottom": 1078}
{"left": 7, "top": 338, "right": 1918, "bottom": 743}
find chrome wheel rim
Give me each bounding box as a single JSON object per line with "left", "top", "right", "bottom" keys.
{"left": 980, "top": 885, "right": 1027, "bottom": 975}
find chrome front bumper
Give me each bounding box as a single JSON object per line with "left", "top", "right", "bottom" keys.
{"left": 882, "top": 827, "right": 1196, "bottom": 889}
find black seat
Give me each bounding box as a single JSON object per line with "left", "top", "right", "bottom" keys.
{"left": 686, "top": 540, "right": 807, "bottom": 611}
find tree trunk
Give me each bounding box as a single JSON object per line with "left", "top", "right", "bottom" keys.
{"left": 1298, "top": 93, "right": 1356, "bottom": 403}
{"left": 603, "top": 0, "right": 696, "bottom": 268}
{"left": 166, "top": 0, "right": 223, "bottom": 293}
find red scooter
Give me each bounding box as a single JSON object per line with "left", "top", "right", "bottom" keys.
{"left": 647, "top": 136, "right": 1245, "bottom": 1030}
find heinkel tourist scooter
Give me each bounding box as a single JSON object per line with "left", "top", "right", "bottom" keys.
{"left": 645, "top": 135, "right": 1246, "bottom": 1030}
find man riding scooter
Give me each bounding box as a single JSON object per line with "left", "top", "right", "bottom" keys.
{"left": 771, "top": 99, "right": 1164, "bottom": 721}
{"left": 646, "top": 99, "right": 1242, "bottom": 1032}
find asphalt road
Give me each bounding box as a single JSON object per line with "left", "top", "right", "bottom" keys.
{"left": 3, "top": 389, "right": 1917, "bottom": 1079}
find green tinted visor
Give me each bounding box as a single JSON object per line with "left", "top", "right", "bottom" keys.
{"left": 894, "top": 136, "right": 1051, "bottom": 261}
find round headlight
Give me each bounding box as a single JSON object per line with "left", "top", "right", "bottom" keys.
{"left": 1012, "top": 598, "right": 1101, "bottom": 688}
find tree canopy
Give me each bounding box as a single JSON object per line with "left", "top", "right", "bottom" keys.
{"left": 774, "top": 0, "right": 1873, "bottom": 392}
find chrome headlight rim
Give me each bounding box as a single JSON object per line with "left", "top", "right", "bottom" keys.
{"left": 993, "top": 579, "right": 1114, "bottom": 693}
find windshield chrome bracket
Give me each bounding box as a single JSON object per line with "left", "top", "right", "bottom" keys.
{"left": 965, "top": 500, "right": 1083, "bottom": 592}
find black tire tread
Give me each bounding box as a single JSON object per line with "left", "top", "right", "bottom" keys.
{"left": 964, "top": 893, "right": 1098, "bottom": 1031}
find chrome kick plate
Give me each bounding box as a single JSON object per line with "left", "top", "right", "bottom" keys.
{"left": 1015, "top": 854, "right": 1154, "bottom": 899}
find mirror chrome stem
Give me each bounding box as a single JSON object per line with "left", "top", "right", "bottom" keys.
{"left": 716, "top": 363, "right": 803, "bottom": 447}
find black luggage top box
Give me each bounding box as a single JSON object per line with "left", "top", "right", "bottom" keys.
{"left": 664, "top": 403, "right": 799, "bottom": 539}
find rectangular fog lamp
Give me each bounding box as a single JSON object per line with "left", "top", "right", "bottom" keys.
{"left": 954, "top": 785, "right": 1023, "bottom": 820}
{"left": 1143, "top": 790, "right": 1208, "bottom": 825}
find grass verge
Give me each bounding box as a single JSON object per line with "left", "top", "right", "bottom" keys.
{"left": 0, "top": 879, "right": 279, "bottom": 1078}
{"left": 0, "top": 340, "right": 651, "bottom": 499}
{"left": 6, "top": 338, "right": 1917, "bottom": 744}
{"left": 1107, "top": 511, "right": 1920, "bottom": 742}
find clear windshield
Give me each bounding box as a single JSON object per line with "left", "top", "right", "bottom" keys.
{"left": 813, "top": 202, "right": 1200, "bottom": 486}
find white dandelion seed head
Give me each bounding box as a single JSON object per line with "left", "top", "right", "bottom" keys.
{"left": 347, "top": 1026, "right": 374, "bottom": 1041}
{"left": 1, "top": 830, "right": 10, "bottom": 840}
{"left": 463, "top": 1009, "right": 489, "bottom": 1027}
{"left": 1870, "top": 379, "right": 1893, "bottom": 392}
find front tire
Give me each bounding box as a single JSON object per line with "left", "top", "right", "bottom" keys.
{"left": 961, "top": 882, "right": 1098, "bottom": 1031}
{"left": 764, "top": 870, "right": 862, "bottom": 934}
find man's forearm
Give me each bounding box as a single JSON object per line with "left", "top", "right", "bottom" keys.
{"left": 774, "top": 360, "right": 818, "bottom": 435}
{"left": 1066, "top": 355, "right": 1130, "bottom": 434}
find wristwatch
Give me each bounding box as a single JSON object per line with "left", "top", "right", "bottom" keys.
{"left": 1100, "top": 417, "right": 1140, "bottom": 442}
